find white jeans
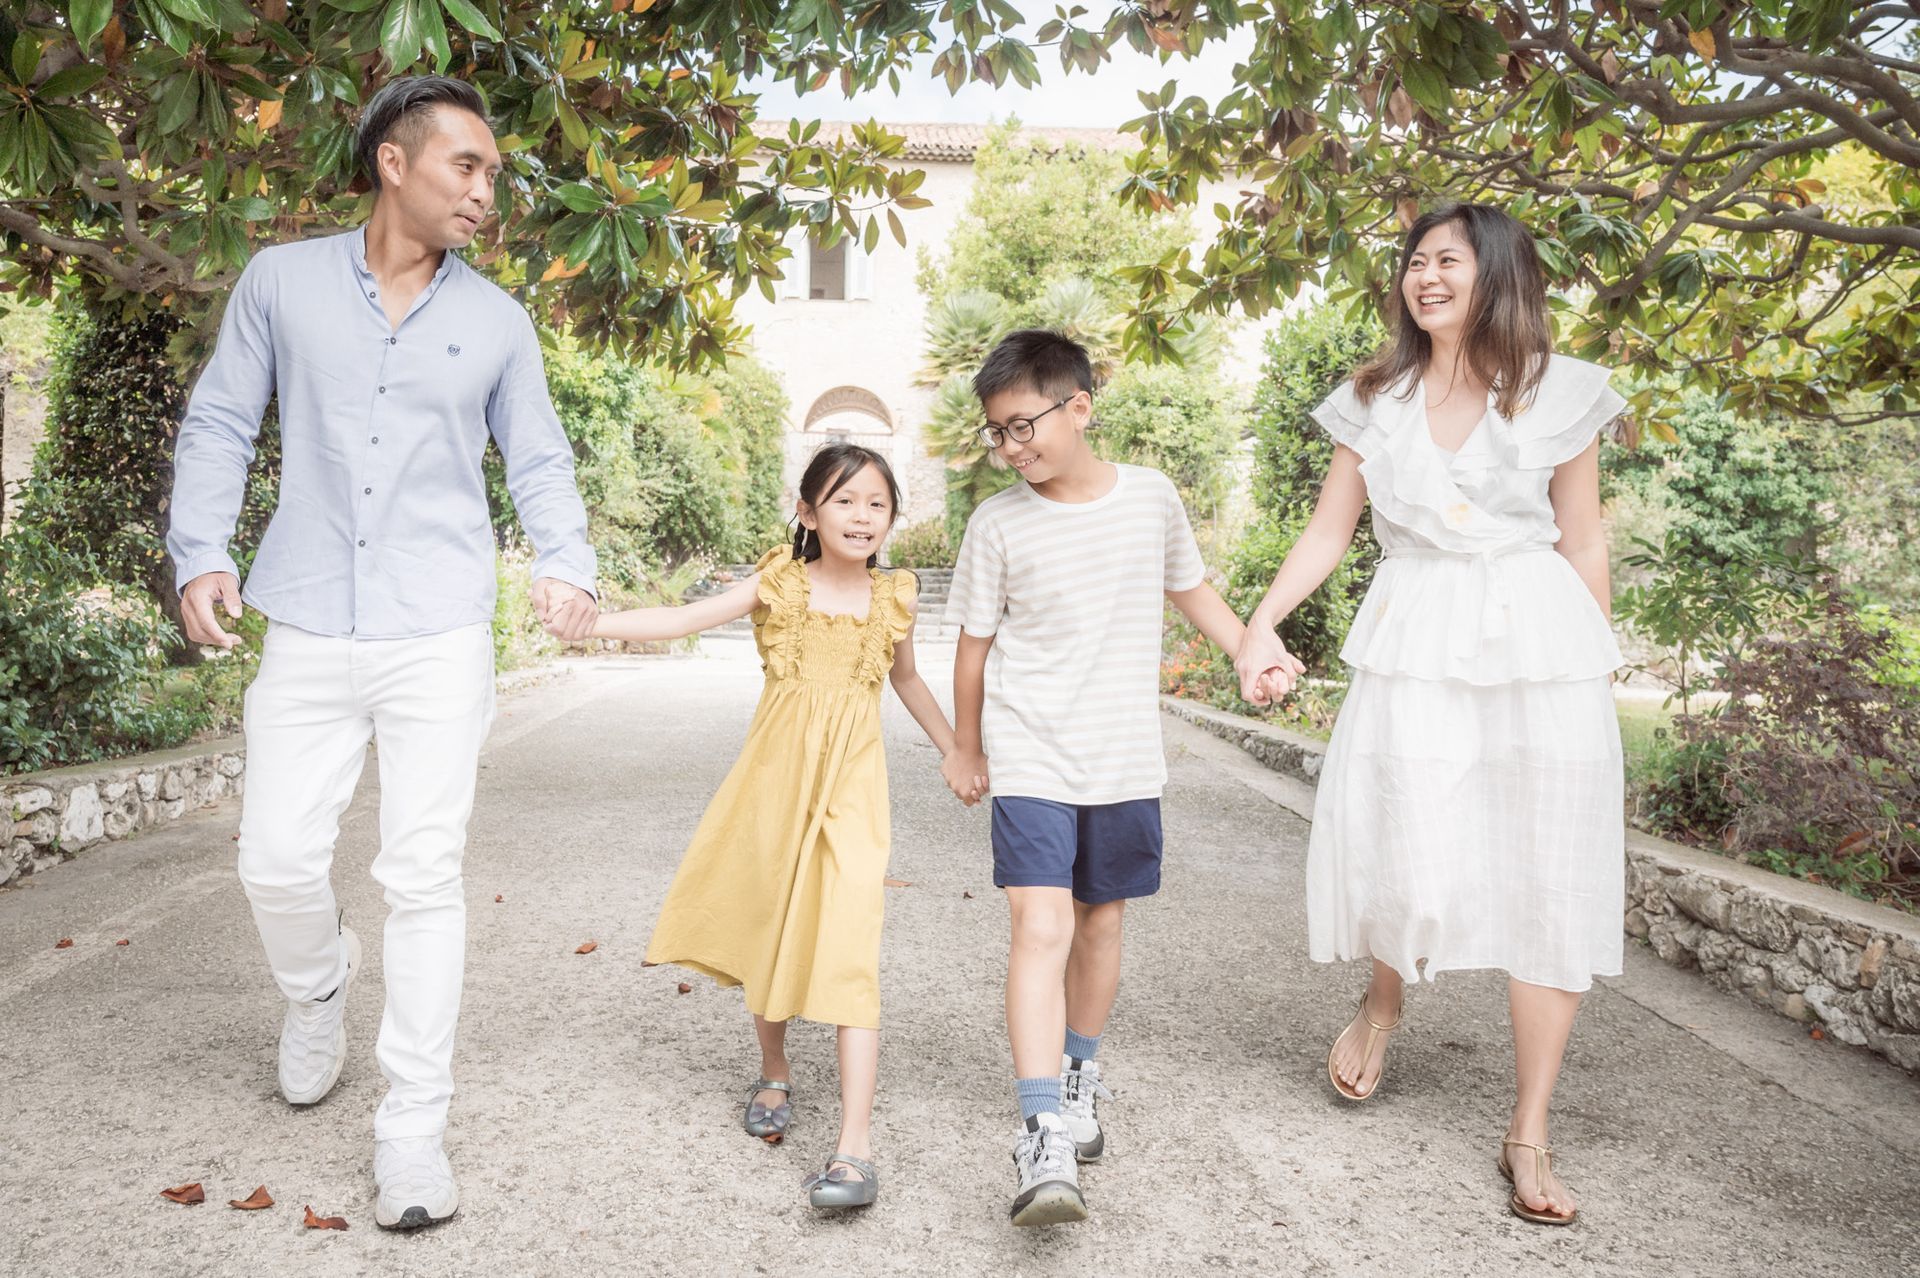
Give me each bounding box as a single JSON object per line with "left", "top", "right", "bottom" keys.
{"left": 237, "top": 620, "right": 495, "bottom": 1140}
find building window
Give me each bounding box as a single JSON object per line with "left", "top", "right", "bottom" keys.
{"left": 780, "top": 227, "right": 875, "bottom": 302}
{"left": 809, "top": 239, "right": 847, "bottom": 300}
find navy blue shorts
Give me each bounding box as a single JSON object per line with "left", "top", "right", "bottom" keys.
{"left": 990, "top": 797, "right": 1164, "bottom": 905}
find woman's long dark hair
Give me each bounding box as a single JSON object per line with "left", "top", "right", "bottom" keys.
{"left": 791, "top": 442, "right": 902, "bottom": 568}
{"left": 1353, "top": 202, "right": 1552, "bottom": 420}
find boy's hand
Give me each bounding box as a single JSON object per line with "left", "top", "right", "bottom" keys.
{"left": 941, "top": 748, "right": 990, "bottom": 807}
{"left": 1255, "top": 666, "right": 1296, "bottom": 703}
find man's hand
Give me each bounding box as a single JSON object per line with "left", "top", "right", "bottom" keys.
{"left": 1236, "top": 625, "right": 1305, "bottom": 705}
{"left": 532, "top": 577, "right": 597, "bottom": 642}
{"left": 180, "top": 572, "right": 244, "bottom": 650}
{"left": 941, "top": 748, "right": 990, "bottom": 807}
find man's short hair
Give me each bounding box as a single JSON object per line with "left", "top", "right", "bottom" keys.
{"left": 355, "top": 75, "right": 490, "bottom": 191}
{"left": 973, "top": 329, "right": 1095, "bottom": 404}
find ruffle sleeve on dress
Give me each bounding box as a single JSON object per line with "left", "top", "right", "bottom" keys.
{"left": 1490, "top": 355, "right": 1627, "bottom": 470}
{"left": 750, "top": 545, "right": 805, "bottom": 676}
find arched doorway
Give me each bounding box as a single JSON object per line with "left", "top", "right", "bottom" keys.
{"left": 788, "top": 387, "right": 898, "bottom": 502}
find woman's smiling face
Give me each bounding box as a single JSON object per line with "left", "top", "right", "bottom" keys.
{"left": 1401, "top": 219, "right": 1479, "bottom": 342}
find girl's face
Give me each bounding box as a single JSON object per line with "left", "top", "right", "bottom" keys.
{"left": 1401, "top": 221, "right": 1479, "bottom": 343}
{"left": 798, "top": 463, "right": 894, "bottom": 563}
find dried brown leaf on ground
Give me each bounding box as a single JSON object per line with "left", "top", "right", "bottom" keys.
{"left": 883, "top": 878, "right": 911, "bottom": 888}
{"left": 575, "top": 940, "right": 598, "bottom": 954}
{"left": 302, "top": 1205, "right": 348, "bottom": 1231}
{"left": 676, "top": 982, "right": 692, "bottom": 994}
{"left": 228, "top": 1186, "right": 273, "bottom": 1210}
{"left": 116, "top": 939, "right": 130, "bottom": 946}
{"left": 54, "top": 938, "right": 73, "bottom": 949}
{"left": 494, "top": 894, "right": 504, "bottom": 903}
{"left": 962, "top": 891, "right": 974, "bottom": 899}
{"left": 160, "top": 1183, "right": 205, "bottom": 1205}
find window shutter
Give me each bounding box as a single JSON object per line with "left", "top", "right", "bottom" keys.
{"left": 846, "top": 240, "right": 874, "bottom": 301}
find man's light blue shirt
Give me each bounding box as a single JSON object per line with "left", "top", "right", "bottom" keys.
{"left": 167, "top": 226, "right": 595, "bottom": 639}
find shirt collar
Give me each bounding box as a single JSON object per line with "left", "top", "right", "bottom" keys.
{"left": 345, "top": 223, "right": 463, "bottom": 288}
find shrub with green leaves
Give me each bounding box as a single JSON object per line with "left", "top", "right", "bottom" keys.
{"left": 1092, "top": 362, "right": 1239, "bottom": 517}
{"left": 883, "top": 518, "right": 952, "bottom": 570}
{"left": 1666, "top": 591, "right": 1920, "bottom": 910}
{"left": 484, "top": 345, "right": 786, "bottom": 585}
{"left": 15, "top": 303, "right": 280, "bottom": 654}
{"left": 0, "top": 527, "right": 205, "bottom": 775}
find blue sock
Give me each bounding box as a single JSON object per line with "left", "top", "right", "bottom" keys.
{"left": 1016, "top": 1075, "right": 1062, "bottom": 1121}
{"left": 1064, "top": 1026, "right": 1101, "bottom": 1063}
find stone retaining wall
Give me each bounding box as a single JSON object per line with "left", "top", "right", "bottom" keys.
{"left": 1161, "top": 695, "right": 1920, "bottom": 1073}
{"left": 5, "top": 740, "right": 245, "bottom": 886}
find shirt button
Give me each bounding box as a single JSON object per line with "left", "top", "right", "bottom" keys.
{"left": 371, "top": 436, "right": 379, "bottom": 444}
{"left": 378, "top": 386, "right": 386, "bottom": 394}
{"left": 357, "top": 540, "right": 367, "bottom": 547}
{"left": 388, "top": 337, "right": 397, "bottom": 346}
{"left": 363, "top": 487, "right": 372, "bottom": 495}
{"left": 369, "top": 290, "right": 378, "bottom": 299}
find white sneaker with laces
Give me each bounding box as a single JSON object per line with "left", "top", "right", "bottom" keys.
{"left": 374, "top": 1134, "right": 461, "bottom": 1230}
{"left": 278, "top": 924, "right": 361, "bottom": 1106}
{"left": 1059, "top": 1053, "right": 1113, "bottom": 1163}
{"left": 1010, "top": 1112, "right": 1088, "bottom": 1227}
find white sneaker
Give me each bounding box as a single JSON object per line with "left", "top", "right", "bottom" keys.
{"left": 1059, "top": 1053, "right": 1113, "bottom": 1163}
{"left": 1010, "top": 1113, "right": 1087, "bottom": 1227}
{"left": 278, "top": 924, "right": 361, "bottom": 1106}
{"left": 374, "top": 1134, "right": 461, "bottom": 1230}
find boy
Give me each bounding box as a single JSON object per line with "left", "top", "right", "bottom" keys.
{"left": 942, "top": 330, "right": 1252, "bottom": 1226}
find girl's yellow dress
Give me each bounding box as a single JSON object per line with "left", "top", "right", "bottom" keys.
{"left": 645, "top": 545, "right": 917, "bottom": 1029}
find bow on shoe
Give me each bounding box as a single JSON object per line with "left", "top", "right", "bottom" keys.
{"left": 747, "top": 1101, "right": 791, "bottom": 1130}
{"left": 801, "top": 1165, "right": 854, "bottom": 1191}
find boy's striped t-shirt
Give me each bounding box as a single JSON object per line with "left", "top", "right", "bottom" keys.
{"left": 946, "top": 463, "right": 1206, "bottom": 805}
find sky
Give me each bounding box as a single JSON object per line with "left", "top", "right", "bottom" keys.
{"left": 746, "top": 27, "right": 1257, "bottom": 129}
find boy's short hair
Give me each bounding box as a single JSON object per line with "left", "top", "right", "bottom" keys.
{"left": 974, "top": 329, "right": 1095, "bottom": 404}
{"left": 356, "top": 75, "right": 490, "bottom": 192}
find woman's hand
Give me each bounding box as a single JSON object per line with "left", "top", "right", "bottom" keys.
{"left": 1236, "top": 622, "right": 1305, "bottom": 705}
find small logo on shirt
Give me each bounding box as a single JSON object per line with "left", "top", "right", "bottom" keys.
{"left": 447, "top": 344, "right": 462, "bottom": 357}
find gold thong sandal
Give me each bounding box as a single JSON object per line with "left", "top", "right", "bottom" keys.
{"left": 1498, "top": 1138, "right": 1578, "bottom": 1226}
{"left": 1326, "top": 993, "right": 1401, "bottom": 1101}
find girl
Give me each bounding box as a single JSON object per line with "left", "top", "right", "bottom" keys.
{"left": 1237, "top": 203, "right": 1625, "bottom": 1226}
{"left": 589, "top": 443, "right": 958, "bottom": 1210}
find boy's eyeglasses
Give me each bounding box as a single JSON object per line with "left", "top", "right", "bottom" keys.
{"left": 978, "top": 396, "right": 1074, "bottom": 450}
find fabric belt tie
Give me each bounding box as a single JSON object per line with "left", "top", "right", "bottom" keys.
{"left": 1380, "top": 543, "right": 1556, "bottom": 659}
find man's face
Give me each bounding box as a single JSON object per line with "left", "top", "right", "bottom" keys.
{"left": 379, "top": 106, "right": 501, "bottom": 250}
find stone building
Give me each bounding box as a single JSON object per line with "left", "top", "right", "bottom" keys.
{"left": 735, "top": 121, "right": 1266, "bottom": 528}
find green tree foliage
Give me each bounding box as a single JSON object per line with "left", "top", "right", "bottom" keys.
{"left": 13, "top": 304, "right": 280, "bottom": 652}
{"left": 1608, "top": 391, "right": 1831, "bottom": 566}
{"left": 920, "top": 121, "right": 1193, "bottom": 311}
{"left": 0, "top": 2, "right": 941, "bottom": 366}
{"left": 488, "top": 345, "right": 787, "bottom": 584}
{"left": 1091, "top": 362, "right": 1236, "bottom": 517}
{"left": 4, "top": 3, "right": 1920, "bottom": 417}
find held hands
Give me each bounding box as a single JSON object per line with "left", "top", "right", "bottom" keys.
{"left": 941, "top": 748, "right": 990, "bottom": 807}
{"left": 1236, "top": 623, "right": 1306, "bottom": 706}
{"left": 532, "top": 577, "right": 597, "bottom": 642}
{"left": 180, "top": 572, "right": 244, "bottom": 650}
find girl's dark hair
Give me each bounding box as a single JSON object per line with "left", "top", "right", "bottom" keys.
{"left": 355, "top": 75, "right": 490, "bottom": 192}
{"left": 791, "top": 442, "right": 901, "bottom": 567}
{"left": 1352, "top": 201, "right": 1551, "bottom": 419}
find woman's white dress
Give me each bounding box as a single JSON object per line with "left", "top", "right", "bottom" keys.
{"left": 1306, "top": 355, "right": 1626, "bottom": 993}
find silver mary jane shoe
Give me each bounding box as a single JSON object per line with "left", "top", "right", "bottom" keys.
{"left": 803, "top": 1153, "right": 879, "bottom": 1209}
{"left": 743, "top": 1078, "right": 792, "bottom": 1143}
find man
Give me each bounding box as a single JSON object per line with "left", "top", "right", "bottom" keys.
{"left": 166, "top": 75, "right": 597, "bottom": 1230}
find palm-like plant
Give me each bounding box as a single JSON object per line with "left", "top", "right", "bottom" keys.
{"left": 917, "top": 290, "right": 1013, "bottom": 387}
{"left": 923, "top": 373, "right": 1018, "bottom": 521}
{"left": 1028, "top": 277, "right": 1123, "bottom": 383}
